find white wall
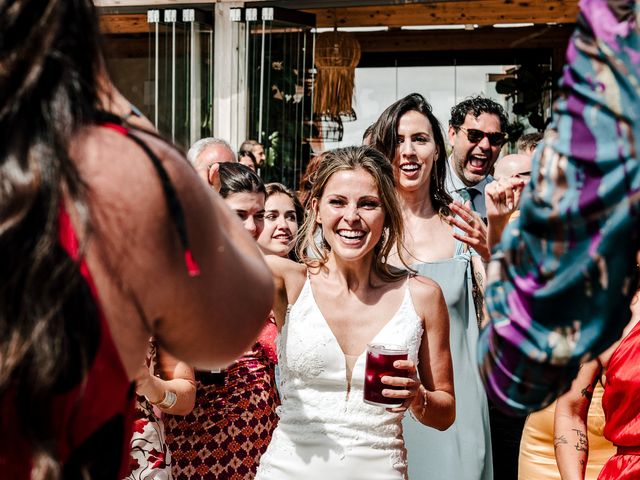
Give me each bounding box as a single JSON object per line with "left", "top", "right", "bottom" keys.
{"left": 332, "top": 64, "right": 511, "bottom": 150}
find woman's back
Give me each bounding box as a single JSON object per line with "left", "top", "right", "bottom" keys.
{"left": 0, "top": 2, "right": 272, "bottom": 476}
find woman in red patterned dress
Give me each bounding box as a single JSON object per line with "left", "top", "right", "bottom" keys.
{"left": 165, "top": 163, "right": 280, "bottom": 480}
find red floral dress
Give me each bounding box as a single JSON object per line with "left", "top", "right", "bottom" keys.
{"left": 125, "top": 340, "right": 172, "bottom": 480}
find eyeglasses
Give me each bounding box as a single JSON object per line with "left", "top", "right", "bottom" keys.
{"left": 458, "top": 127, "right": 507, "bottom": 147}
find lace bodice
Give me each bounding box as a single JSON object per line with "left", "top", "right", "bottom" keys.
{"left": 256, "top": 277, "right": 423, "bottom": 480}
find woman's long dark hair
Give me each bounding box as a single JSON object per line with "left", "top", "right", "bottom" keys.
{"left": 370, "top": 93, "right": 452, "bottom": 216}
{"left": 0, "top": 0, "right": 105, "bottom": 477}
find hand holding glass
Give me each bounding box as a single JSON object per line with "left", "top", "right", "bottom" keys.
{"left": 363, "top": 344, "right": 409, "bottom": 407}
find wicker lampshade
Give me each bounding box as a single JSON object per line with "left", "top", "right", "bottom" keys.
{"left": 312, "top": 113, "right": 344, "bottom": 142}
{"left": 314, "top": 31, "right": 361, "bottom": 119}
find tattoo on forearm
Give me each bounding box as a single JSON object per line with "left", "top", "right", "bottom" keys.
{"left": 554, "top": 435, "right": 568, "bottom": 450}
{"left": 474, "top": 271, "right": 483, "bottom": 289}
{"left": 572, "top": 429, "right": 588, "bottom": 453}
{"left": 580, "top": 386, "right": 593, "bottom": 401}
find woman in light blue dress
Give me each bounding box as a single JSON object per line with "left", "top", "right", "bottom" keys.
{"left": 371, "top": 93, "right": 492, "bottom": 480}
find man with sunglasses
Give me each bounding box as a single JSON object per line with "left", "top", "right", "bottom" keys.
{"left": 446, "top": 96, "right": 508, "bottom": 219}
{"left": 446, "top": 96, "right": 524, "bottom": 480}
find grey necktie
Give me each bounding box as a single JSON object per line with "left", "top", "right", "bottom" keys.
{"left": 458, "top": 187, "right": 487, "bottom": 223}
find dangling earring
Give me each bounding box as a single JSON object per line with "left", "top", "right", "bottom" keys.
{"left": 317, "top": 224, "right": 330, "bottom": 251}
{"left": 376, "top": 228, "right": 388, "bottom": 250}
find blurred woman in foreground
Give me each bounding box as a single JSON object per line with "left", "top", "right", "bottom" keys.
{"left": 0, "top": 2, "right": 272, "bottom": 478}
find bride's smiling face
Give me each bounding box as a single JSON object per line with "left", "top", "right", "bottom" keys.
{"left": 313, "top": 167, "right": 385, "bottom": 262}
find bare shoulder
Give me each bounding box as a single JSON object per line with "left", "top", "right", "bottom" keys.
{"left": 408, "top": 275, "right": 448, "bottom": 324}
{"left": 408, "top": 275, "right": 444, "bottom": 302}
{"left": 69, "top": 126, "right": 208, "bottom": 277}
{"left": 71, "top": 126, "right": 218, "bottom": 261}
{"left": 265, "top": 255, "right": 306, "bottom": 299}
{"left": 265, "top": 254, "right": 305, "bottom": 278}
{"left": 70, "top": 126, "right": 194, "bottom": 220}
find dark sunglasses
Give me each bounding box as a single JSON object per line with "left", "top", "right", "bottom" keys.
{"left": 458, "top": 127, "right": 507, "bottom": 147}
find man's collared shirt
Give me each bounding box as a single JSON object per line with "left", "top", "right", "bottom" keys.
{"left": 445, "top": 156, "right": 493, "bottom": 218}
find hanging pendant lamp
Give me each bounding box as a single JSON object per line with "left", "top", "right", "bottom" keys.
{"left": 314, "top": 30, "right": 361, "bottom": 121}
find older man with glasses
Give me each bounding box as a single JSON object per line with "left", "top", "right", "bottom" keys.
{"left": 446, "top": 96, "right": 508, "bottom": 219}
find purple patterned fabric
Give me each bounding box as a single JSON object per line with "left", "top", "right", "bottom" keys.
{"left": 479, "top": 0, "right": 640, "bottom": 415}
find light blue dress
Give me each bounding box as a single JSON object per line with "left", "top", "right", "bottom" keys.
{"left": 403, "top": 238, "right": 493, "bottom": 480}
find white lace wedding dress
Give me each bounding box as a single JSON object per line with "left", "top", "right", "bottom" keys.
{"left": 255, "top": 277, "right": 424, "bottom": 480}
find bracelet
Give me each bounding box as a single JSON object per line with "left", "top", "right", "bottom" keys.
{"left": 419, "top": 386, "right": 429, "bottom": 416}
{"left": 148, "top": 390, "right": 177, "bottom": 410}
{"left": 409, "top": 387, "right": 429, "bottom": 422}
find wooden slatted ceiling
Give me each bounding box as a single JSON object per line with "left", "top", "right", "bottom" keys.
{"left": 98, "top": 1, "right": 580, "bottom": 34}
{"left": 305, "top": 1, "right": 580, "bottom": 27}
{"left": 355, "top": 24, "right": 573, "bottom": 52}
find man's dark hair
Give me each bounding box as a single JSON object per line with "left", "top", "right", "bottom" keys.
{"left": 238, "top": 149, "right": 257, "bottom": 168}
{"left": 449, "top": 96, "right": 508, "bottom": 132}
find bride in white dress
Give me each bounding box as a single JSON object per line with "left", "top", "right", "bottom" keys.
{"left": 255, "top": 146, "right": 455, "bottom": 480}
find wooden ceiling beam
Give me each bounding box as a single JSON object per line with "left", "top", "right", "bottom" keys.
{"left": 100, "top": 13, "right": 149, "bottom": 34}
{"left": 354, "top": 24, "right": 573, "bottom": 52}
{"left": 304, "top": 1, "right": 580, "bottom": 28}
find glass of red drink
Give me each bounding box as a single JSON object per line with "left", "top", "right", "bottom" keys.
{"left": 363, "top": 344, "right": 408, "bottom": 407}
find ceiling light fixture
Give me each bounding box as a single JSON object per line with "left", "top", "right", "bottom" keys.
{"left": 400, "top": 24, "right": 467, "bottom": 31}
{"left": 493, "top": 23, "right": 535, "bottom": 28}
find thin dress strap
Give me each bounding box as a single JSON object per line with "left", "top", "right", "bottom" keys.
{"left": 97, "top": 111, "right": 200, "bottom": 276}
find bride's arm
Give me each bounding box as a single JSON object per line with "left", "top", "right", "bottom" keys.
{"left": 410, "top": 277, "right": 455, "bottom": 430}
{"left": 264, "top": 255, "right": 306, "bottom": 330}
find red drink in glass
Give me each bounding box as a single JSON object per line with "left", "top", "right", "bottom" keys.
{"left": 363, "top": 344, "right": 408, "bottom": 407}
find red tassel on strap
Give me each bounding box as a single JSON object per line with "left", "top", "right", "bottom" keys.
{"left": 101, "top": 122, "right": 128, "bottom": 135}
{"left": 184, "top": 249, "right": 201, "bottom": 277}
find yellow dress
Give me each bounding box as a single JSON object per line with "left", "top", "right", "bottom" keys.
{"left": 518, "top": 383, "right": 615, "bottom": 479}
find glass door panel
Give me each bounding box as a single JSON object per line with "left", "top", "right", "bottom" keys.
{"left": 246, "top": 9, "right": 315, "bottom": 188}
{"left": 103, "top": 8, "right": 212, "bottom": 150}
